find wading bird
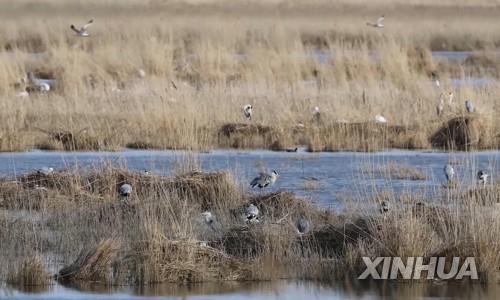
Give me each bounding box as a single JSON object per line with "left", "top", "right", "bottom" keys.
{"left": 245, "top": 204, "right": 259, "bottom": 223}
{"left": 119, "top": 183, "right": 132, "bottom": 197}
{"left": 444, "top": 164, "right": 455, "bottom": 182}
{"left": 375, "top": 114, "right": 387, "bottom": 124}
{"left": 243, "top": 104, "right": 253, "bottom": 121}
{"left": 296, "top": 218, "right": 310, "bottom": 235}
{"left": 70, "top": 19, "right": 93, "bottom": 37}
{"left": 465, "top": 100, "right": 474, "bottom": 113}
{"left": 366, "top": 15, "right": 385, "bottom": 28}
{"left": 250, "top": 170, "right": 278, "bottom": 188}
{"left": 380, "top": 200, "right": 390, "bottom": 213}
{"left": 477, "top": 170, "right": 488, "bottom": 187}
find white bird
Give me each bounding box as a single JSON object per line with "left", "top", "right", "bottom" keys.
{"left": 27, "top": 72, "right": 54, "bottom": 92}
{"left": 250, "top": 170, "right": 278, "bottom": 188}
{"left": 138, "top": 69, "right": 146, "bottom": 78}
{"left": 245, "top": 204, "right": 259, "bottom": 223}
{"left": 444, "top": 164, "right": 455, "bottom": 182}
{"left": 70, "top": 19, "right": 93, "bottom": 37}
{"left": 37, "top": 167, "right": 54, "bottom": 175}
{"left": 465, "top": 100, "right": 474, "bottom": 113}
{"left": 380, "top": 200, "right": 390, "bottom": 214}
{"left": 201, "top": 211, "right": 214, "bottom": 225}
{"left": 437, "top": 97, "right": 444, "bottom": 116}
{"left": 312, "top": 106, "right": 320, "bottom": 123}
{"left": 119, "top": 183, "right": 132, "bottom": 197}
{"left": 375, "top": 114, "right": 387, "bottom": 124}
{"left": 448, "top": 92, "right": 454, "bottom": 105}
{"left": 296, "top": 218, "right": 310, "bottom": 235}
{"left": 366, "top": 15, "right": 384, "bottom": 28}
{"left": 477, "top": 170, "right": 488, "bottom": 187}
{"left": 243, "top": 104, "right": 253, "bottom": 121}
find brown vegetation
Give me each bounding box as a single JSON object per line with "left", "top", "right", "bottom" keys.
{"left": 1, "top": 164, "right": 500, "bottom": 287}
{"left": 0, "top": 1, "right": 498, "bottom": 151}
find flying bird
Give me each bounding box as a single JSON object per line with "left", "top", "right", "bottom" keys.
{"left": 296, "top": 218, "right": 311, "bottom": 235}
{"left": 70, "top": 19, "right": 93, "bottom": 37}
{"left": 366, "top": 15, "right": 385, "bottom": 28}
{"left": 465, "top": 100, "right": 474, "bottom": 113}
{"left": 250, "top": 170, "right": 278, "bottom": 188}
{"left": 444, "top": 164, "right": 455, "bottom": 182}
{"left": 245, "top": 204, "right": 259, "bottom": 223}
{"left": 477, "top": 170, "right": 488, "bottom": 187}
{"left": 243, "top": 104, "right": 253, "bottom": 121}
{"left": 375, "top": 114, "right": 387, "bottom": 124}
{"left": 119, "top": 183, "right": 132, "bottom": 197}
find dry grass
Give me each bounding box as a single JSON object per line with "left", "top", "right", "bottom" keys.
{"left": 360, "top": 160, "right": 427, "bottom": 180}
{"left": 2, "top": 161, "right": 500, "bottom": 286}
{"left": 0, "top": 1, "right": 499, "bottom": 151}
{"left": 7, "top": 254, "right": 51, "bottom": 287}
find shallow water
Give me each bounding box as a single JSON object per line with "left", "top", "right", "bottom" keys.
{"left": 1, "top": 280, "right": 500, "bottom": 300}
{"left": 0, "top": 149, "right": 499, "bottom": 207}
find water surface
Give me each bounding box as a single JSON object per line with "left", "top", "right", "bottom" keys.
{"left": 0, "top": 149, "right": 499, "bottom": 207}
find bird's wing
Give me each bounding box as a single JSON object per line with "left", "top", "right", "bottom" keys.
{"left": 82, "top": 19, "right": 93, "bottom": 29}
{"left": 250, "top": 177, "right": 259, "bottom": 186}
{"left": 70, "top": 25, "right": 81, "bottom": 34}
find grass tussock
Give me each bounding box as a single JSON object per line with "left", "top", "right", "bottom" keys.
{"left": 57, "top": 239, "right": 122, "bottom": 284}
{"left": 2, "top": 164, "right": 500, "bottom": 286}
{"left": 7, "top": 254, "right": 51, "bottom": 287}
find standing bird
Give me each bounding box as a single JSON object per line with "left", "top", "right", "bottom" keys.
{"left": 448, "top": 92, "right": 454, "bottom": 105}
{"left": 312, "top": 106, "right": 321, "bottom": 123}
{"left": 465, "top": 100, "right": 474, "bottom": 113}
{"left": 250, "top": 170, "right": 279, "bottom": 188}
{"left": 245, "top": 204, "right": 259, "bottom": 223}
{"left": 375, "top": 114, "right": 387, "bottom": 124}
{"left": 296, "top": 218, "right": 311, "bottom": 235}
{"left": 243, "top": 104, "right": 253, "bottom": 121}
{"left": 201, "top": 211, "right": 214, "bottom": 225}
{"left": 444, "top": 164, "right": 455, "bottom": 183}
{"left": 366, "top": 15, "right": 385, "bottom": 28}
{"left": 477, "top": 170, "right": 488, "bottom": 187}
{"left": 380, "top": 200, "right": 390, "bottom": 214}
{"left": 437, "top": 96, "right": 445, "bottom": 116}
{"left": 431, "top": 72, "right": 440, "bottom": 88}
{"left": 70, "top": 19, "right": 93, "bottom": 37}
{"left": 119, "top": 183, "right": 132, "bottom": 197}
